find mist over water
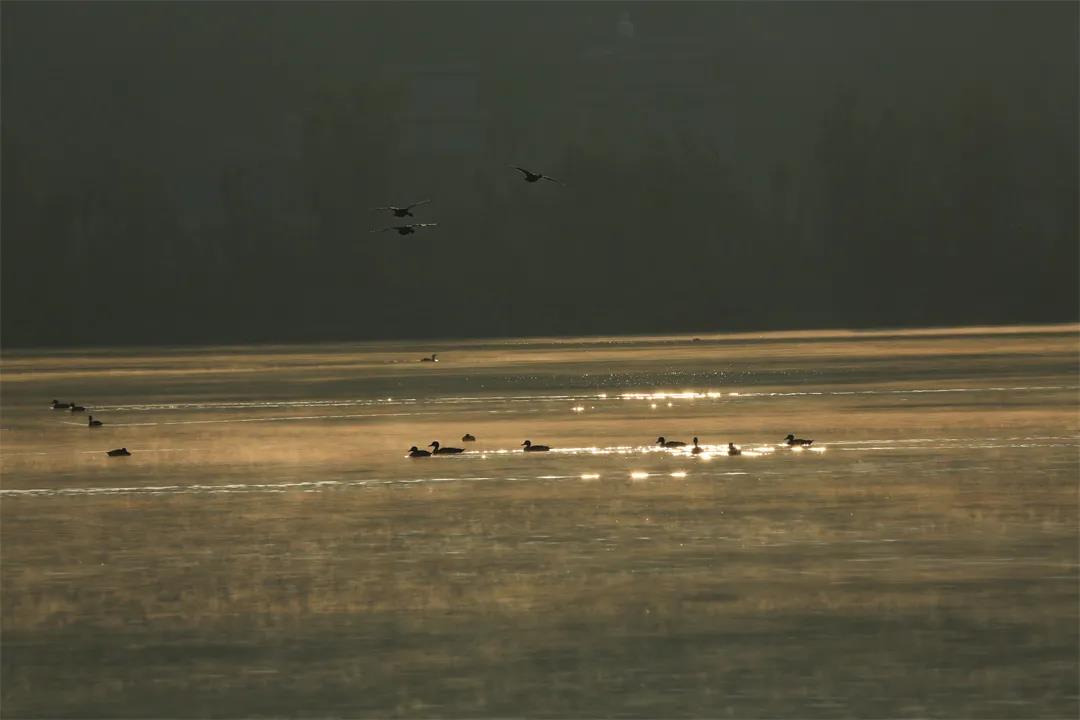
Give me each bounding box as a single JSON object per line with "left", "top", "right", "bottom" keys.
{"left": 2, "top": 326, "right": 1077, "bottom": 716}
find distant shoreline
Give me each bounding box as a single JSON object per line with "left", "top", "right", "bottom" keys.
{"left": 3, "top": 322, "right": 1078, "bottom": 358}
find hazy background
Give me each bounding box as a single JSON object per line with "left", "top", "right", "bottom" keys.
{"left": 3, "top": 1, "right": 1077, "bottom": 348}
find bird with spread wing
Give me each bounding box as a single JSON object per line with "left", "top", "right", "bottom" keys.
{"left": 372, "top": 199, "right": 431, "bottom": 218}
{"left": 510, "top": 166, "right": 564, "bottom": 186}
{"left": 370, "top": 223, "right": 438, "bottom": 236}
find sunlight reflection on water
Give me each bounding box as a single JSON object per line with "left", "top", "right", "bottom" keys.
{"left": 1, "top": 325, "right": 1077, "bottom": 717}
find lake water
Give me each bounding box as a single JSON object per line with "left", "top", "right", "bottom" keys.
{"left": 2, "top": 326, "right": 1077, "bottom": 717}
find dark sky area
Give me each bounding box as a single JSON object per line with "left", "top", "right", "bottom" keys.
{"left": 2, "top": 1, "right": 1077, "bottom": 348}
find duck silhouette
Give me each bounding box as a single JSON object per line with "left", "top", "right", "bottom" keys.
{"left": 728, "top": 443, "right": 742, "bottom": 456}
{"left": 784, "top": 434, "right": 813, "bottom": 447}
{"left": 510, "top": 166, "right": 564, "bottom": 186}
{"left": 51, "top": 400, "right": 72, "bottom": 410}
{"left": 70, "top": 403, "right": 86, "bottom": 413}
{"left": 691, "top": 437, "right": 704, "bottom": 454}
{"left": 373, "top": 199, "right": 431, "bottom": 218}
{"left": 88, "top": 415, "right": 103, "bottom": 428}
{"left": 371, "top": 223, "right": 438, "bottom": 236}
{"left": 106, "top": 448, "right": 131, "bottom": 457}
{"left": 420, "top": 353, "right": 439, "bottom": 363}
{"left": 461, "top": 433, "right": 476, "bottom": 442}
{"left": 428, "top": 441, "right": 464, "bottom": 455}
{"left": 522, "top": 440, "right": 550, "bottom": 452}
{"left": 657, "top": 436, "right": 686, "bottom": 448}
{"left": 407, "top": 446, "right": 432, "bottom": 457}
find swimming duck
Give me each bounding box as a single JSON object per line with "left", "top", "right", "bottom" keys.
{"left": 420, "top": 353, "right": 439, "bottom": 362}
{"left": 657, "top": 436, "right": 686, "bottom": 448}
{"left": 428, "top": 441, "right": 464, "bottom": 455}
{"left": 51, "top": 400, "right": 72, "bottom": 410}
{"left": 69, "top": 403, "right": 86, "bottom": 413}
{"left": 371, "top": 223, "right": 438, "bottom": 236}
{"left": 784, "top": 434, "right": 813, "bottom": 447}
{"left": 88, "top": 415, "right": 103, "bottom": 428}
{"left": 408, "top": 446, "right": 432, "bottom": 457}
{"left": 510, "top": 166, "right": 564, "bottom": 186}
{"left": 522, "top": 440, "right": 551, "bottom": 452}
{"left": 372, "top": 199, "right": 431, "bottom": 218}
{"left": 728, "top": 443, "right": 742, "bottom": 456}
{"left": 691, "top": 437, "right": 704, "bottom": 454}
{"left": 106, "top": 448, "right": 131, "bottom": 457}
{"left": 461, "top": 433, "right": 476, "bottom": 442}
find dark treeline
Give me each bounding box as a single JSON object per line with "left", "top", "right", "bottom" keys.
{"left": 2, "top": 2, "right": 1076, "bottom": 347}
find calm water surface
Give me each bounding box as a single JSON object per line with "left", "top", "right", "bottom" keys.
{"left": 2, "top": 326, "right": 1078, "bottom": 717}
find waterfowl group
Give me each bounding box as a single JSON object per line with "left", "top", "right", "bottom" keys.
{"left": 48, "top": 398, "right": 122, "bottom": 452}
{"left": 52, "top": 395, "right": 818, "bottom": 472}
{"left": 678, "top": 437, "right": 823, "bottom": 455}
{"left": 679, "top": 438, "right": 743, "bottom": 455}
{"left": 370, "top": 193, "right": 440, "bottom": 236}
{"left": 406, "top": 434, "right": 818, "bottom": 458}
{"left": 406, "top": 438, "right": 556, "bottom": 456}
{"left": 368, "top": 163, "right": 568, "bottom": 245}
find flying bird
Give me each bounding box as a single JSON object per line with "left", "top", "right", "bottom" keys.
{"left": 510, "top": 166, "right": 563, "bottom": 186}
{"left": 372, "top": 200, "right": 431, "bottom": 218}
{"left": 371, "top": 223, "right": 438, "bottom": 236}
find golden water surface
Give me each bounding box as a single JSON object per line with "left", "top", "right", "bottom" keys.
{"left": 2, "top": 325, "right": 1077, "bottom": 717}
